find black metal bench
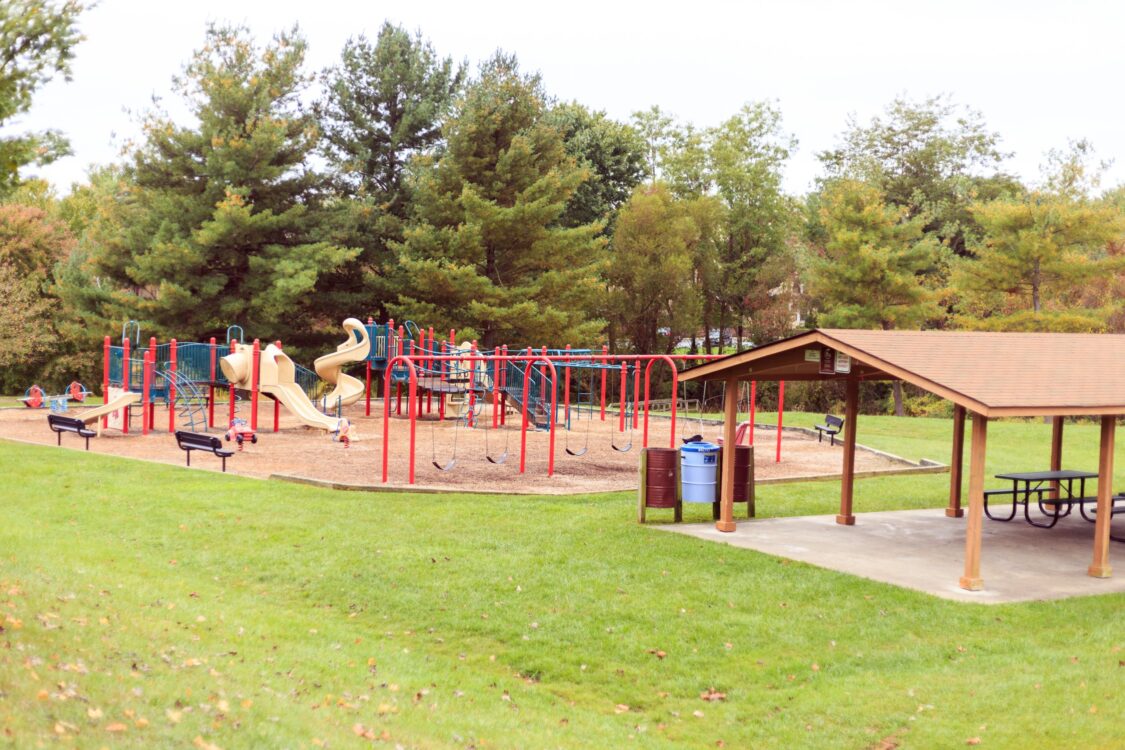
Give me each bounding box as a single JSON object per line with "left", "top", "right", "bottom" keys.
{"left": 47, "top": 414, "right": 96, "bottom": 450}
{"left": 175, "top": 430, "right": 233, "bottom": 472}
{"left": 814, "top": 415, "right": 844, "bottom": 446}
{"left": 1074, "top": 494, "right": 1125, "bottom": 543}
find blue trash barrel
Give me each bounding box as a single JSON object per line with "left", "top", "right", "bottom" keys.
{"left": 681, "top": 442, "right": 720, "bottom": 503}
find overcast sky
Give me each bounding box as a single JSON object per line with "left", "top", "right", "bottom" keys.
{"left": 13, "top": 0, "right": 1125, "bottom": 195}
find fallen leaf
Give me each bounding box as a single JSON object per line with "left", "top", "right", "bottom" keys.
{"left": 647, "top": 649, "right": 667, "bottom": 660}
{"left": 700, "top": 688, "right": 726, "bottom": 702}
{"left": 105, "top": 722, "right": 128, "bottom": 733}
{"left": 966, "top": 739, "right": 981, "bottom": 746}
{"left": 692, "top": 710, "right": 705, "bottom": 718}
{"left": 614, "top": 704, "right": 630, "bottom": 714}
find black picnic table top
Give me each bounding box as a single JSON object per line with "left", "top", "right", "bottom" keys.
{"left": 994, "top": 469, "right": 1099, "bottom": 482}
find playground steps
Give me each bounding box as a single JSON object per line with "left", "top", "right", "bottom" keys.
{"left": 156, "top": 368, "right": 210, "bottom": 433}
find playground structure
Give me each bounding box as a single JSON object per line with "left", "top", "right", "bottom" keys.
{"left": 63, "top": 314, "right": 824, "bottom": 487}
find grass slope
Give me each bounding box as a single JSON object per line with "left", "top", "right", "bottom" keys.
{"left": 0, "top": 420, "right": 1122, "bottom": 748}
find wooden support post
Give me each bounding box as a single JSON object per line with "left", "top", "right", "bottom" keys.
{"left": 946, "top": 404, "right": 966, "bottom": 517}
{"left": 1088, "top": 415, "right": 1115, "bottom": 578}
{"left": 1049, "top": 416, "right": 1064, "bottom": 501}
{"left": 716, "top": 376, "right": 739, "bottom": 533}
{"left": 747, "top": 445, "right": 756, "bottom": 518}
{"left": 959, "top": 412, "right": 988, "bottom": 591}
{"left": 837, "top": 377, "right": 858, "bottom": 525}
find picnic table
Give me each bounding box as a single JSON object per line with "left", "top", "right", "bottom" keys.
{"left": 989, "top": 469, "right": 1101, "bottom": 529}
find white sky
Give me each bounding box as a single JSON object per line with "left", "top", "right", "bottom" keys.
{"left": 13, "top": 0, "right": 1125, "bottom": 195}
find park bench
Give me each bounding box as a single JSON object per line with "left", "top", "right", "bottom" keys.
{"left": 814, "top": 415, "right": 844, "bottom": 446}
{"left": 47, "top": 414, "right": 96, "bottom": 450}
{"left": 175, "top": 430, "right": 233, "bottom": 472}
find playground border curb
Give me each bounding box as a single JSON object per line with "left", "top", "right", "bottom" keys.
{"left": 268, "top": 473, "right": 630, "bottom": 497}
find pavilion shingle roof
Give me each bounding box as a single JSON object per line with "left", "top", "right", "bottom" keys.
{"left": 681, "top": 329, "right": 1125, "bottom": 417}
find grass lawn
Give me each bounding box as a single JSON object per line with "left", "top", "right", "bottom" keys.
{"left": 1, "top": 414, "right": 1122, "bottom": 748}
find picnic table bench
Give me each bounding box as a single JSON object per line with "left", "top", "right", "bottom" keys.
{"left": 175, "top": 430, "right": 233, "bottom": 472}
{"left": 814, "top": 415, "right": 844, "bottom": 446}
{"left": 47, "top": 414, "right": 95, "bottom": 450}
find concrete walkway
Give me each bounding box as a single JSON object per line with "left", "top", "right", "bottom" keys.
{"left": 655, "top": 508, "right": 1125, "bottom": 604}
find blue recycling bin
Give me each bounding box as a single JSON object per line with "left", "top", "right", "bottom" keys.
{"left": 681, "top": 442, "right": 720, "bottom": 503}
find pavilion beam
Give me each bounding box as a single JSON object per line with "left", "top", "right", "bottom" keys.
{"left": 959, "top": 412, "right": 988, "bottom": 591}
{"left": 1088, "top": 415, "right": 1115, "bottom": 578}
{"left": 837, "top": 377, "right": 858, "bottom": 525}
{"left": 946, "top": 405, "right": 966, "bottom": 517}
{"left": 716, "top": 375, "right": 739, "bottom": 533}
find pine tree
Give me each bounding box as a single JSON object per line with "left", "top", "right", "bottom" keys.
{"left": 390, "top": 53, "right": 606, "bottom": 348}
{"left": 317, "top": 24, "right": 465, "bottom": 317}
{"left": 807, "top": 179, "right": 940, "bottom": 414}
{"left": 83, "top": 25, "right": 357, "bottom": 347}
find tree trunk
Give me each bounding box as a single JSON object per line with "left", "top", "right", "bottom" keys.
{"left": 892, "top": 381, "right": 905, "bottom": 417}
{"left": 1032, "top": 258, "right": 1041, "bottom": 313}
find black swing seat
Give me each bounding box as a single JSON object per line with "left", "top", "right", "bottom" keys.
{"left": 565, "top": 446, "right": 588, "bottom": 457}
{"left": 486, "top": 452, "right": 508, "bottom": 464}
{"left": 433, "top": 458, "right": 457, "bottom": 471}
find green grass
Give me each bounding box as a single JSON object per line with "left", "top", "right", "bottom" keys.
{"left": 0, "top": 416, "right": 1123, "bottom": 748}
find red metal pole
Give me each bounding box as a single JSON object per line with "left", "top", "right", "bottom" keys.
{"left": 776, "top": 380, "right": 785, "bottom": 463}
{"left": 426, "top": 327, "right": 434, "bottom": 414}
{"left": 643, "top": 356, "right": 679, "bottom": 449}
{"left": 228, "top": 340, "right": 237, "bottom": 427}
{"left": 396, "top": 325, "right": 405, "bottom": 415}
{"left": 168, "top": 339, "right": 177, "bottom": 432}
{"left": 142, "top": 351, "right": 151, "bottom": 436}
{"left": 600, "top": 345, "right": 608, "bottom": 421}
{"left": 749, "top": 381, "right": 756, "bottom": 446}
{"left": 250, "top": 339, "right": 261, "bottom": 431}
{"left": 563, "top": 344, "right": 571, "bottom": 426}
{"left": 208, "top": 336, "right": 216, "bottom": 428}
{"left": 102, "top": 336, "right": 110, "bottom": 430}
{"left": 365, "top": 317, "right": 374, "bottom": 417}
{"left": 122, "top": 336, "right": 130, "bottom": 434}
{"left": 618, "top": 363, "right": 626, "bottom": 433}
{"left": 381, "top": 355, "right": 418, "bottom": 484}
{"left": 492, "top": 348, "right": 500, "bottom": 429}
{"left": 520, "top": 354, "right": 531, "bottom": 474}
{"left": 632, "top": 362, "right": 640, "bottom": 430}
{"left": 274, "top": 341, "right": 282, "bottom": 432}
{"left": 499, "top": 345, "right": 507, "bottom": 426}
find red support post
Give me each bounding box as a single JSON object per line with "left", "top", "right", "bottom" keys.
{"left": 749, "top": 380, "right": 756, "bottom": 446}
{"left": 102, "top": 336, "right": 110, "bottom": 430}
{"left": 142, "top": 351, "right": 152, "bottom": 436}
{"left": 618, "top": 362, "right": 627, "bottom": 433}
{"left": 208, "top": 336, "right": 216, "bottom": 428}
{"left": 492, "top": 348, "right": 500, "bottom": 429}
{"left": 122, "top": 336, "right": 130, "bottom": 434}
{"left": 228, "top": 340, "right": 237, "bottom": 428}
{"left": 563, "top": 344, "right": 571, "bottom": 426}
{"left": 632, "top": 361, "right": 641, "bottom": 430}
{"left": 600, "top": 345, "right": 608, "bottom": 421}
{"left": 250, "top": 339, "right": 261, "bottom": 432}
{"left": 499, "top": 345, "right": 508, "bottom": 426}
{"left": 274, "top": 341, "right": 282, "bottom": 432}
{"left": 642, "top": 356, "right": 679, "bottom": 449}
{"left": 381, "top": 355, "right": 418, "bottom": 484}
{"left": 776, "top": 380, "right": 785, "bottom": 463}
{"left": 168, "top": 339, "right": 177, "bottom": 433}
{"left": 396, "top": 325, "right": 405, "bottom": 415}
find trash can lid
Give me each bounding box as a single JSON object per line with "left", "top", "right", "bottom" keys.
{"left": 680, "top": 441, "right": 720, "bottom": 453}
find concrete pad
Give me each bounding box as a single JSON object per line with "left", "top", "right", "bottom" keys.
{"left": 655, "top": 508, "right": 1125, "bottom": 604}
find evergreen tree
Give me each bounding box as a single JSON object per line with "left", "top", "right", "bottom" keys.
{"left": 954, "top": 194, "right": 1123, "bottom": 329}
{"left": 81, "top": 25, "right": 358, "bottom": 348}
{"left": 390, "top": 53, "right": 606, "bottom": 348}
{"left": 807, "top": 179, "right": 940, "bottom": 414}
{"left": 0, "top": 0, "right": 85, "bottom": 196}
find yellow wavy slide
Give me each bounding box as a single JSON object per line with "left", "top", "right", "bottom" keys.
{"left": 220, "top": 318, "right": 371, "bottom": 432}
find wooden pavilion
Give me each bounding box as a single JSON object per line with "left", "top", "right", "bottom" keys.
{"left": 679, "top": 329, "right": 1125, "bottom": 591}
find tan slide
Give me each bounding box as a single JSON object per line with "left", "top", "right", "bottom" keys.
{"left": 315, "top": 317, "right": 371, "bottom": 408}
{"left": 220, "top": 318, "right": 370, "bottom": 433}
{"left": 76, "top": 391, "right": 141, "bottom": 426}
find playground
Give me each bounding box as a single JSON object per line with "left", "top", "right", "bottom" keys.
{"left": 0, "top": 399, "right": 917, "bottom": 492}
{"left": 1, "top": 317, "right": 929, "bottom": 493}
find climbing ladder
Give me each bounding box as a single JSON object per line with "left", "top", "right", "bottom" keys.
{"left": 155, "top": 368, "right": 210, "bottom": 433}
